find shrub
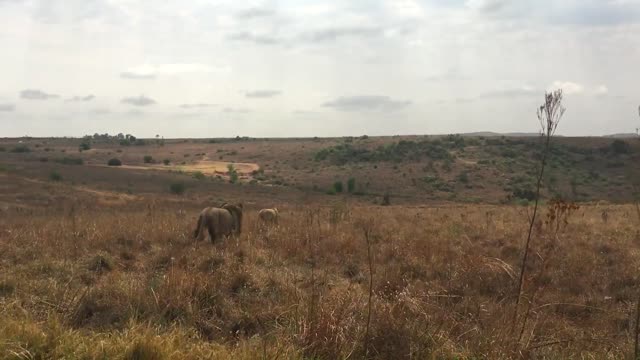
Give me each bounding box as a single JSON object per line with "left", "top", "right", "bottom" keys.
{"left": 163, "top": 159, "right": 170, "bottom": 166}
{"left": 107, "top": 158, "right": 122, "bottom": 166}
{"left": 169, "top": 182, "right": 186, "bottom": 195}
{"left": 79, "top": 141, "right": 91, "bottom": 151}
{"left": 382, "top": 192, "right": 391, "bottom": 206}
{"left": 10, "top": 145, "right": 31, "bottom": 153}
{"left": 143, "top": 155, "right": 153, "bottom": 164}
{"left": 610, "top": 139, "right": 631, "bottom": 155}
{"left": 512, "top": 187, "right": 536, "bottom": 201}
{"left": 347, "top": 177, "right": 356, "bottom": 193}
{"left": 49, "top": 171, "right": 63, "bottom": 182}
{"left": 0, "top": 147, "right": 5, "bottom": 152}
{"left": 456, "top": 172, "right": 469, "bottom": 184}
{"left": 193, "top": 171, "right": 206, "bottom": 180}
{"left": 333, "top": 181, "right": 344, "bottom": 193}
{"left": 228, "top": 164, "right": 239, "bottom": 184}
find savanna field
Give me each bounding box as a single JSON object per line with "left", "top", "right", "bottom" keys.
{"left": 1, "top": 136, "right": 639, "bottom": 359}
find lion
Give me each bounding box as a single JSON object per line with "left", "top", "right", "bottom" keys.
{"left": 258, "top": 208, "right": 279, "bottom": 224}
{"left": 194, "top": 203, "right": 243, "bottom": 243}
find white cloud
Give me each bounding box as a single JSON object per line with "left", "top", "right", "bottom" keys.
{"left": 120, "top": 63, "right": 229, "bottom": 79}
{"left": 548, "top": 81, "right": 585, "bottom": 95}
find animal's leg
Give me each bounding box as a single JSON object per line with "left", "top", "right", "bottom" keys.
{"left": 194, "top": 215, "right": 203, "bottom": 240}
{"left": 208, "top": 223, "right": 217, "bottom": 244}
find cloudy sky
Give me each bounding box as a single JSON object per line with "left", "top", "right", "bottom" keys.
{"left": 1, "top": 0, "right": 639, "bottom": 138}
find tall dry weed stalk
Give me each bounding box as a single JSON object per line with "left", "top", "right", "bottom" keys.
{"left": 361, "top": 220, "right": 375, "bottom": 358}
{"left": 513, "top": 90, "right": 565, "bottom": 330}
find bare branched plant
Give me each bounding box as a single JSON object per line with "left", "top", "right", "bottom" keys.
{"left": 513, "top": 90, "right": 565, "bottom": 331}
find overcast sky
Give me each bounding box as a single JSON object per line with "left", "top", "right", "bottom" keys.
{"left": 1, "top": 0, "right": 640, "bottom": 138}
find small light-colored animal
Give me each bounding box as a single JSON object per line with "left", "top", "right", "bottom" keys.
{"left": 258, "top": 208, "right": 279, "bottom": 224}
{"left": 194, "top": 203, "right": 243, "bottom": 243}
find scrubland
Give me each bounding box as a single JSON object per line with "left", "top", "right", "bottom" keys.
{"left": 1, "top": 200, "right": 639, "bottom": 359}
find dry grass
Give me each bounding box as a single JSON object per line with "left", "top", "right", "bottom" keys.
{"left": 1, "top": 200, "right": 638, "bottom": 359}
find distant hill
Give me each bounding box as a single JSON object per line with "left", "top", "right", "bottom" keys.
{"left": 604, "top": 133, "right": 639, "bottom": 139}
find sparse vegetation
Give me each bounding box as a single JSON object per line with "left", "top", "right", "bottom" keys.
{"left": 163, "top": 159, "right": 171, "bottom": 166}
{"left": 49, "top": 170, "right": 62, "bottom": 182}
{"left": 143, "top": 155, "right": 154, "bottom": 164}
{"left": 169, "top": 182, "right": 186, "bottom": 195}
{"left": 55, "top": 157, "right": 84, "bottom": 165}
{"left": 10, "top": 145, "right": 31, "bottom": 153}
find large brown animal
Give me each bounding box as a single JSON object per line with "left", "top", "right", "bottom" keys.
{"left": 258, "top": 208, "right": 279, "bottom": 224}
{"left": 194, "top": 203, "right": 243, "bottom": 243}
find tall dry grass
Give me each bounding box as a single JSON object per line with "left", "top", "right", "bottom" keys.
{"left": 0, "top": 202, "right": 638, "bottom": 359}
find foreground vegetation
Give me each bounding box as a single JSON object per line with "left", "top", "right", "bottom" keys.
{"left": 1, "top": 201, "right": 638, "bottom": 359}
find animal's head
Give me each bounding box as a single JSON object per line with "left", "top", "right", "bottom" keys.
{"left": 222, "top": 203, "right": 243, "bottom": 233}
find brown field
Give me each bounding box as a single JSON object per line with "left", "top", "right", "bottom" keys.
{"left": 1, "top": 136, "right": 639, "bottom": 359}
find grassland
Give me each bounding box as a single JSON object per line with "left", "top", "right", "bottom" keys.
{"left": 0, "top": 135, "right": 639, "bottom": 359}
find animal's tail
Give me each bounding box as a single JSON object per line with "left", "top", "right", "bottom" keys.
{"left": 194, "top": 213, "right": 204, "bottom": 240}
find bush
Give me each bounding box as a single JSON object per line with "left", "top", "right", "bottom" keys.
{"left": 10, "top": 145, "right": 30, "bottom": 153}
{"left": 347, "top": 177, "right": 356, "bottom": 193}
{"left": 512, "top": 188, "right": 536, "bottom": 201}
{"left": 456, "top": 172, "right": 469, "bottom": 184}
{"left": 382, "top": 192, "right": 391, "bottom": 206}
{"left": 333, "top": 181, "right": 344, "bottom": 193}
{"left": 193, "top": 171, "right": 206, "bottom": 180}
{"left": 79, "top": 141, "right": 91, "bottom": 151}
{"left": 228, "top": 164, "right": 239, "bottom": 184}
{"left": 163, "top": 159, "right": 170, "bottom": 166}
{"left": 0, "top": 147, "right": 5, "bottom": 152}
{"left": 169, "top": 182, "right": 186, "bottom": 195}
{"left": 610, "top": 139, "right": 631, "bottom": 155}
{"left": 107, "top": 158, "right": 122, "bottom": 166}
{"left": 143, "top": 155, "right": 154, "bottom": 164}
{"left": 49, "top": 171, "right": 62, "bottom": 182}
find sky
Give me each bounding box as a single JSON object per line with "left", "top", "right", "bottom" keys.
{"left": 1, "top": 0, "right": 640, "bottom": 138}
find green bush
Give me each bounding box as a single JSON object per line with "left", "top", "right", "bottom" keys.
{"left": 144, "top": 155, "right": 154, "bottom": 164}
{"left": 333, "top": 181, "right": 343, "bottom": 193}
{"left": 169, "top": 182, "right": 186, "bottom": 195}
{"left": 347, "top": 177, "right": 356, "bottom": 193}
{"left": 163, "top": 159, "right": 170, "bottom": 166}
{"left": 107, "top": 158, "right": 122, "bottom": 166}
{"left": 49, "top": 171, "right": 63, "bottom": 182}
{"left": 79, "top": 141, "right": 91, "bottom": 151}
{"left": 228, "top": 164, "right": 239, "bottom": 184}
{"left": 193, "top": 171, "right": 206, "bottom": 180}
